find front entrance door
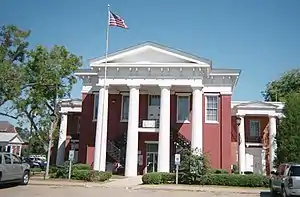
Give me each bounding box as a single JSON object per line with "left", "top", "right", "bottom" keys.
{"left": 146, "top": 143, "right": 158, "bottom": 173}
{"left": 146, "top": 152, "right": 158, "bottom": 173}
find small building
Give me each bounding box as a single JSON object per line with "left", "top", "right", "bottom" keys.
{"left": 0, "top": 132, "right": 24, "bottom": 156}
{"left": 55, "top": 42, "right": 283, "bottom": 176}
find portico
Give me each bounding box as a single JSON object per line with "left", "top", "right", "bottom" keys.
{"left": 232, "top": 101, "right": 284, "bottom": 174}
{"left": 74, "top": 42, "right": 239, "bottom": 176}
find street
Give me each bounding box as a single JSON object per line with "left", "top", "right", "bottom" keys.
{"left": 0, "top": 185, "right": 271, "bottom": 197}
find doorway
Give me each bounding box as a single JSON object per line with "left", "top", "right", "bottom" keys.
{"left": 146, "top": 143, "right": 158, "bottom": 173}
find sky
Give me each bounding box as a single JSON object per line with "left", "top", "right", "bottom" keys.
{"left": 1, "top": 0, "right": 300, "bottom": 125}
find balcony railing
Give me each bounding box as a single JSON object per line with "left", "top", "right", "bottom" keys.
{"left": 245, "top": 135, "right": 262, "bottom": 143}
{"left": 139, "top": 119, "right": 160, "bottom": 128}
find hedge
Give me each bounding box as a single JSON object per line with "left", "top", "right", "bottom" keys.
{"left": 49, "top": 163, "right": 112, "bottom": 182}
{"left": 142, "top": 172, "right": 269, "bottom": 187}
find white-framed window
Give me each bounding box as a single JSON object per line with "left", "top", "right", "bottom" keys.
{"left": 176, "top": 94, "right": 190, "bottom": 123}
{"left": 249, "top": 120, "right": 260, "bottom": 137}
{"left": 205, "top": 95, "right": 219, "bottom": 122}
{"left": 93, "top": 93, "right": 99, "bottom": 121}
{"left": 120, "top": 94, "right": 129, "bottom": 121}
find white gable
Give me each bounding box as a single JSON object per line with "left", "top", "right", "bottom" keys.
{"left": 90, "top": 43, "right": 211, "bottom": 66}
{"left": 235, "top": 101, "right": 278, "bottom": 109}
{"left": 10, "top": 135, "right": 24, "bottom": 144}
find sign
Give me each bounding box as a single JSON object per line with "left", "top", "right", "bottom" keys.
{"left": 142, "top": 120, "right": 156, "bottom": 128}
{"left": 175, "top": 154, "right": 180, "bottom": 165}
{"left": 69, "top": 150, "right": 75, "bottom": 161}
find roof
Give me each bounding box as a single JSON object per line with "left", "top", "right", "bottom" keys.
{"left": 89, "top": 41, "right": 213, "bottom": 65}
{"left": 0, "top": 132, "right": 24, "bottom": 144}
{"left": 0, "top": 121, "right": 16, "bottom": 133}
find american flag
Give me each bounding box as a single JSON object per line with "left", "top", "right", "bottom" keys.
{"left": 109, "top": 11, "right": 128, "bottom": 29}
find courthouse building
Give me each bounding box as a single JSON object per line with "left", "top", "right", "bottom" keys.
{"left": 55, "top": 42, "right": 283, "bottom": 177}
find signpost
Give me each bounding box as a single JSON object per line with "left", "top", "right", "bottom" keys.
{"left": 174, "top": 154, "right": 180, "bottom": 184}
{"left": 68, "top": 150, "right": 75, "bottom": 180}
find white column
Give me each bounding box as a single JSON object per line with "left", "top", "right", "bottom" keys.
{"left": 158, "top": 85, "right": 171, "bottom": 172}
{"left": 93, "top": 86, "right": 109, "bottom": 171}
{"left": 191, "top": 86, "right": 203, "bottom": 154}
{"left": 269, "top": 115, "right": 277, "bottom": 171}
{"left": 19, "top": 145, "right": 22, "bottom": 157}
{"left": 237, "top": 115, "right": 246, "bottom": 174}
{"left": 56, "top": 113, "right": 68, "bottom": 165}
{"left": 125, "top": 85, "right": 140, "bottom": 177}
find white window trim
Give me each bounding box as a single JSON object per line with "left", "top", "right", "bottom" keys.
{"left": 176, "top": 94, "right": 190, "bottom": 124}
{"left": 205, "top": 95, "right": 219, "bottom": 124}
{"left": 120, "top": 93, "right": 129, "bottom": 122}
{"left": 249, "top": 120, "right": 260, "bottom": 137}
{"left": 92, "top": 93, "right": 99, "bottom": 122}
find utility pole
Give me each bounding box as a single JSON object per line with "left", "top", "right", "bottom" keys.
{"left": 44, "top": 84, "right": 57, "bottom": 179}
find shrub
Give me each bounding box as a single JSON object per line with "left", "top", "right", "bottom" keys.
{"left": 178, "top": 148, "right": 210, "bottom": 184}
{"left": 90, "top": 171, "right": 112, "bottom": 182}
{"left": 72, "top": 170, "right": 91, "bottom": 181}
{"left": 142, "top": 173, "right": 268, "bottom": 188}
{"left": 48, "top": 162, "right": 111, "bottom": 182}
{"left": 201, "top": 174, "right": 269, "bottom": 187}
{"left": 142, "top": 172, "right": 162, "bottom": 184}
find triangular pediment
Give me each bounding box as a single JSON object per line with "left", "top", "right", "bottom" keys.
{"left": 235, "top": 101, "right": 278, "bottom": 109}
{"left": 89, "top": 42, "right": 211, "bottom": 65}
{"left": 10, "top": 135, "right": 24, "bottom": 144}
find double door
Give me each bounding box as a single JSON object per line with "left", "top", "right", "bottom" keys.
{"left": 146, "top": 152, "right": 158, "bottom": 173}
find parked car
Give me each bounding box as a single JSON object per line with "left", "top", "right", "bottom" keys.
{"left": 270, "top": 163, "right": 300, "bottom": 197}
{"left": 22, "top": 157, "right": 34, "bottom": 168}
{"left": 0, "top": 152, "right": 30, "bottom": 185}
{"left": 29, "top": 156, "right": 47, "bottom": 170}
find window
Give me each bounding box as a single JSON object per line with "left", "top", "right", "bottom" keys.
{"left": 206, "top": 96, "right": 219, "bottom": 122}
{"left": 149, "top": 95, "right": 160, "bottom": 106}
{"left": 11, "top": 154, "right": 21, "bottom": 164}
{"left": 176, "top": 95, "right": 190, "bottom": 122}
{"left": 121, "top": 95, "right": 129, "bottom": 121}
{"left": 4, "top": 153, "right": 12, "bottom": 164}
{"left": 249, "top": 120, "right": 260, "bottom": 137}
{"left": 93, "top": 94, "right": 99, "bottom": 120}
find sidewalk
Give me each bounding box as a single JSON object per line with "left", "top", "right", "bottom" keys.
{"left": 132, "top": 184, "right": 269, "bottom": 194}
{"left": 29, "top": 177, "right": 104, "bottom": 188}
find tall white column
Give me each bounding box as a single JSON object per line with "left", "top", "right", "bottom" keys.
{"left": 237, "top": 115, "right": 246, "bottom": 174}
{"left": 125, "top": 85, "right": 140, "bottom": 177}
{"left": 191, "top": 86, "right": 203, "bottom": 154}
{"left": 19, "top": 145, "right": 22, "bottom": 157}
{"left": 269, "top": 115, "right": 277, "bottom": 171}
{"left": 93, "top": 86, "right": 109, "bottom": 171}
{"left": 158, "top": 85, "right": 171, "bottom": 172}
{"left": 56, "top": 113, "right": 68, "bottom": 165}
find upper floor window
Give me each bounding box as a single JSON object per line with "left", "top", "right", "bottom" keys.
{"left": 121, "top": 95, "right": 129, "bottom": 121}
{"left": 206, "top": 95, "right": 218, "bottom": 122}
{"left": 249, "top": 120, "right": 260, "bottom": 137}
{"left": 176, "top": 94, "right": 190, "bottom": 123}
{"left": 93, "top": 94, "right": 99, "bottom": 121}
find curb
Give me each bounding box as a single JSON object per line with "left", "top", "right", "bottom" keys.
{"left": 130, "top": 186, "right": 268, "bottom": 194}
{"left": 29, "top": 182, "right": 103, "bottom": 188}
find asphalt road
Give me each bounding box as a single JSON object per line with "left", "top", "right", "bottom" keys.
{"left": 0, "top": 185, "right": 272, "bottom": 197}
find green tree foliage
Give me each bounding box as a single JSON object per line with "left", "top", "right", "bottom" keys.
{"left": 262, "top": 69, "right": 300, "bottom": 102}
{"left": 275, "top": 93, "right": 300, "bottom": 165}
{"left": 0, "top": 24, "right": 82, "bottom": 144}
{"left": 178, "top": 148, "right": 210, "bottom": 184}
{"left": 0, "top": 25, "right": 30, "bottom": 118}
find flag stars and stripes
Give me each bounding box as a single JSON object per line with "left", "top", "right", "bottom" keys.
{"left": 109, "top": 11, "right": 128, "bottom": 29}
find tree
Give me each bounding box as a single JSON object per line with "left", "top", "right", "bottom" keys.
{"left": 0, "top": 25, "right": 30, "bottom": 118}
{"left": 275, "top": 93, "right": 300, "bottom": 165}
{"left": 262, "top": 69, "right": 300, "bottom": 102}
{"left": 15, "top": 45, "right": 82, "bottom": 134}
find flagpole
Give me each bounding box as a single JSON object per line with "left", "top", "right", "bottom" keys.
{"left": 98, "top": 4, "right": 110, "bottom": 171}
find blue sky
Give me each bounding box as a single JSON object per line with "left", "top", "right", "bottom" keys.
{"left": 1, "top": 0, "right": 300, "bottom": 125}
